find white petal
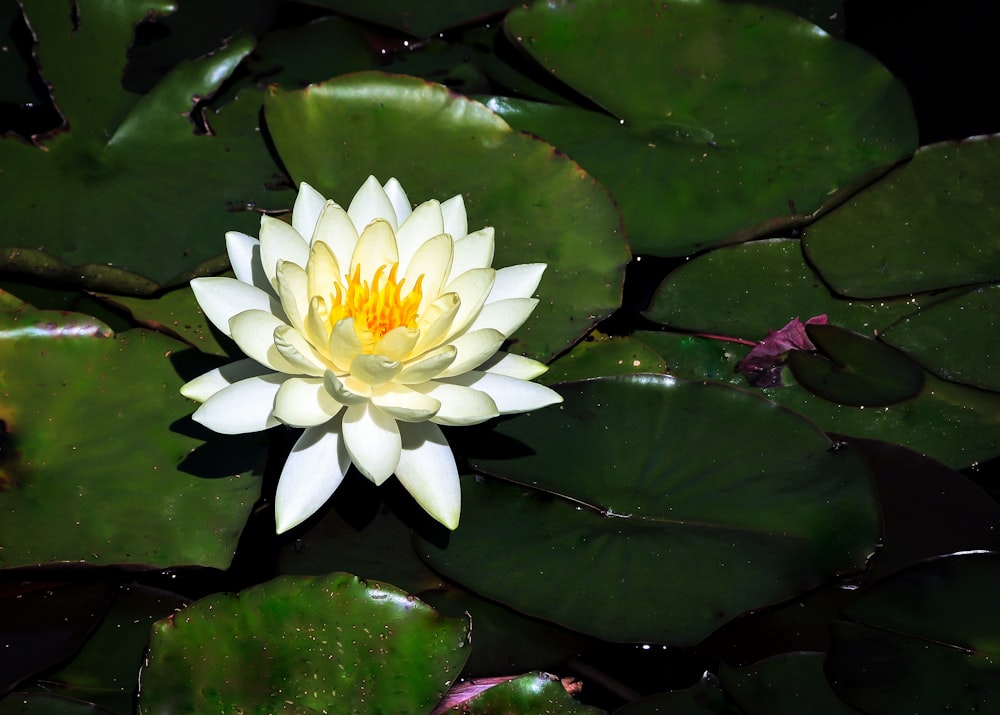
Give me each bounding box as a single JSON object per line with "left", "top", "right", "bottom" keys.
{"left": 328, "top": 317, "right": 362, "bottom": 371}
{"left": 395, "top": 346, "right": 457, "bottom": 384}
{"left": 487, "top": 263, "right": 546, "bottom": 302}
{"left": 275, "top": 260, "right": 309, "bottom": 332}
{"left": 181, "top": 358, "right": 274, "bottom": 402}
{"left": 395, "top": 421, "right": 461, "bottom": 529}
{"left": 440, "top": 194, "right": 468, "bottom": 239}
{"left": 396, "top": 200, "right": 444, "bottom": 270}
{"left": 191, "top": 373, "right": 286, "bottom": 434}
{"left": 449, "top": 228, "right": 494, "bottom": 281}
{"left": 273, "top": 325, "right": 327, "bottom": 376}
{"left": 479, "top": 352, "right": 549, "bottom": 380}
{"left": 274, "top": 424, "right": 351, "bottom": 534}
{"left": 404, "top": 233, "right": 454, "bottom": 314}
{"left": 375, "top": 326, "right": 419, "bottom": 361}
{"left": 342, "top": 402, "right": 401, "bottom": 484}
{"left": 443, "top": 268, "right": 495, "bottom": 337}
{"left": 445, "top": 371, "right": 563, "bottom": 414}
{"left": 350, "top": 353, "right": 402, "bottom": 386}
{"left": 191, "top": 276, "right": 281, "bottom": 338}
{"left": 225, "top": 231, "right": 271, "bottom": 291}
{"left": 371, "top": 383, "right": 441, "bottom": 422}
{"left": 273, "top": 376, "right": 345, "bottom": 427}
{"left": 228, "top": 310, "right": 299, "bottom": 374}
{"left": 413, "top": 381, "right": 499, "bottom": 426}
{"left": 383, "top": 178, "right": 412, "bottom": 224}
{"left": 292, "top": 182, "right": 328, "bottom": 242}
{"left": 350, "top": 219, "right": 398, "bottom": 280}
{"left": 465, "top": 297, "right": 538, "bottom": 338}
{"left": 437, "top": 328, "right": 504, "bottom": 378}
{"left": 324, "top": 370, "right": 371, "bottom": 405}
{"left": 306, "top": 240, "right": 342, "bottom": 302}
{"left": 411, "top": 293, "right": 460, "bottom": 356}
{"left": 260, "top": 216, "right": 309, "bottom": 288}
{"left": 348, "top": 175, "right": 398, "bottom": 233}
{"left": 311, "top": 202, "right": 359, "bottom": 272}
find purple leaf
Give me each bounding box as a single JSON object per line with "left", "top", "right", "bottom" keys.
{"left": 737, "top": 315, "right": 828, "bottom": 387}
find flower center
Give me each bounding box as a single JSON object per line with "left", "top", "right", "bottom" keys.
{"left": 330, "top": 263, "right": 423, "bottom": 341}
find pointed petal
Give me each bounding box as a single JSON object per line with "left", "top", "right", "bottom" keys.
{"left": 446, "top": 371, "right": 563, "bottom": 414}
{"left": 371, "top": 383, "right": 441, "bottom": 422}
{"left": 273, "top": 376, "right": 345, "bottom": 427}
{"left": 275, "top": 260, "right": 309, "bottom": 332}
{"left": 395, "top": 422, "right": 461, "bottom": 529}
{"left": 350, "top": 353, "right": 402, "bottom": 386}
{"left": 191, "top": 373, "right": 286, "bottom": 434}
{"left": 395, "top": 345, "right": 457, "bottom": 384}
{"left": 437, "top": 328, "right": 504, "bottom": 378}
{"left": 383, "top": 177, "right": 412, "bottom": 224}
{"left": 274, "top": 423, "right": 351, "bottom": 534}
{"left": 181, "top": 358, "right": 274, "bottom": 403}
{"left": 225, "top": 231, "right": 271, "bottom": 292}
{"left": 376, "top": 326, "right": 419, "bottom": 361}
{"left": 306, "top": 240, "right": 342, "bottom": 301}
{"left": 260, "top": 216, "right": 309, "bottom": 288}
{"left": 342, "top": 403, "right": 401, "bottom": 484}
{"left": 465, "top": 297, "right": 538, "bottom": 338}
{"left": 404, "top": 233, "right": 454, "bottom": 314}
{"left": 292, "top": 182, "right": 328, "bottom": 242}
{"left": 191, "top": 276, "right": 281, "bottom": 338}
{"left": 440, "top": 193, "right": 468, "bottom": 239}
{"left": 487, "top": 263, "right": 546, "bottom": 302}
{"left": 350, "top": 219, "right": 398, "bottom": 279}
{"left": 449, "top": 228, "right": 494, "bottom": 281}
{"left": 348, "top": 175, "right": 398, "bottom": 233}
{"left": 479, "top": 352, "right": 549, "bottom": 380}
{"left": 228, "top": 310, "right": 298, "bottom": 373}
{"left": 413, "top": 381, "right": 499, "bottom": 426}
{"left": 273, "top": 325, "right": 327, "bottom": 376}
{"left": 411, "top": 293, "right": 460, "bottom": 355}
{"left": 443, "top": 267, "right": 495, "bottom": 337}
{"left": 396, "top": 199, "right": 444, "bottom": 270}
{"left": 311, "top": 203, "right": 360, "bottom": 277}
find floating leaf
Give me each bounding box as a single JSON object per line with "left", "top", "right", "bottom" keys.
{"left": 803, "top": 136, "right": 1000, "bottom": 297}
{"left": 264, "top": 72, "right": 628, "bottom": 361}
{"left": 498, "top": 0, "right": 916, "bottom": 256}
{"left": 540, "top": 332, "right": 666, "bottom": 384}
{"left": 419, "top": 375, "right": 879, "bottom": 644}
{"left": 616, "top": 674, "right": 738, "bottom": 715}
{"left": 299, "top": 0, "right": 520, "bottom": 37}
{"left": 720, "top": 653, "right": 860, "bottom": 715}
{"left": 138, "top": 573, "right": 471, "bottom": 715}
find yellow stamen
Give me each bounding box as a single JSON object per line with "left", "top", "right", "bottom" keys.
{"left": 327, "top": 263, "right": 423, "bottom": 346}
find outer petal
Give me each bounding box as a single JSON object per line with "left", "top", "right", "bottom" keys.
{"left": 440, "top": 193, "right": 468, "bottom": 239}
{"left": 191, "top": 373, "right": 286, "bottom": 434}
{"left": 371, "top": 383, "right": 441, "bottom": 422}
{"left": 464, "top": 297, "right": 538, "bottom": 338}
{"left": 342, "top": 402, "right": 401, "bottom": 484}
{"left": 479, "top": 352, "right": 549, "bottom": 380}
{"left": 445, "top": 371, "right": 563, "bottom": 414}
{"left": 191, "top": 276, "right": 281, "bottom": 338}
{"left": 275, "top": 260, "right": 309, "bottom": 332}
{"left": 274, "top": 423, "right": 351, "bottom": 534}
{"left": 273, "top": 376, "right": 345, "bottom": 427}
{"left": 259, "top": 216, "right": 310, "bottom": 288}
{"left": 228, "top": 310, "right": 299, "bottom": 374}
{"left": 487, "top": 263, "right": 546, "bottom": 303}
{"left": 180, "top": 358, "right": 274, "bottom": 403}
{"left": 395, "top": 421, "right": 461, "bottom": 529}
{"left": 449, "top": 228, "right": 494, "bottom": 281}
{"left": 225, "top": 231, "right": 270, "bottom": 291}
{"left": 413, "top": 381, "right": 499, "bottom": 426}
{"left": 383, "top": 178, "right": 412, "bottom": 224}
{"left": 292, "top": 182, "right": 328, "bottom": 242}
{"left": 396, "top": 200, "right": 444, "bottom": 270}
{"left": 436, "top": 328, "right": 505, "bottom": 378}
{"left": 348, "top": 175, "right": 398, "bottom": 233}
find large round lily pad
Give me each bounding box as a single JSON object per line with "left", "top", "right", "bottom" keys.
{"left": 139, "top": 573, "right": 471, "bottom": 715}
{"left": 263, "top": 71, "right": 628, "bottom": 361}
{"left": 419, "top": 375, "right": 879, "bottom": 644}
{"left": 497, "top": 0, "right": 916, "bottom": 256}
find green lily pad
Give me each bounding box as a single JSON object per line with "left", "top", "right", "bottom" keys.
{"left": 0, "top": 693, "right": 116, "bottom": 715}
{"left": 787, "top": 324, "right": 924, "bottom": 407}
{"left": 498, "top": 0, "right": 916, "bottom": 256}
{"left": 440, "top": 672, "right": 605, "bottom": 714}
{"left": 803, "top": 136, "right": 1000, "bottom": 298}
{"left": 0, "top": 1, "right": 288, "bottom": 292}
{"left": 879, "top": 283, "right": 1000, "bottom": 393}
{"left": 0, "top": 307, "right": 263, "bottom": 569}
{"left": 263, "top": 72, "right": 628, "bottom": 361}
{"left": 539, "top": 332, "right": 666, "bottom": 385}
{"left": 419, "top": 375, "right": 879, "bottom": 645}
{"left": 827, "top": 553, "right": 1000, "bottom": 715}
{"left": 721, "top": 0, "right": 845, "bottom": 36}
{"left": 616, "top": 674, "right": 738, "bottom": 715}
{"left": 644, "top": 239, "right": 935, "bottom": 339}
{"left": 720, "top": 653, "right": 861, "bottom": 715}
{"left": 138, "top": 573, "right": 471, "bottom": 715}
{"left": 298, "top": 0, "right": 520, "bottom": 37}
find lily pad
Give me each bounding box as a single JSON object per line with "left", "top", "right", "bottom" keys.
{"left": 138, "top": 573, "right": 471, "bottom": 715}
{"left": 616, "top": 674, "right": 738, "bottom": 715}
{"left": 787, "top": 324, "right": 925, "bottom": 407}
{"left": 803, "top": 135, "right": 1000, "bottom": 297}
{"left": 0, "top": 1, "right": 287, "bottom": 292}
{"left": 263, "top": 71, "right": 628, "bottom": 362}
{"left": 498, "top": 0, "right": 916, "bottom": 256}
{"left": 827, "top": 552, "right": 1000, "bottom": 715}
{"left": 720, "top": 653, "right": 860, "bottom": 715}
{"left": 539, "top": 332, "right": 666, "bottom": 385}
{"left": 879, "top": 283, "right": 1000, "bottom": 393}
{"left": 298, "top": 0, "right": 520, "bottom": 37}
{"left": 419, "top": 375, "right": 879, "bottom": 644}
{"left": 0, "top": 307, "right": 263, "bottom": 569}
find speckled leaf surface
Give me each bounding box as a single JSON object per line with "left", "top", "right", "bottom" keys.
{"left": 264, "top": 72, "right": 628, "bottom": 361}
{"left": 0, "top": 1, "right": 287, "bottom": 292}
{"left": 0, "top": 307, "right": 262, "bottom": 569}
{"left": 804, "top": 136, "right": 1000, "bottom": 297}
{"left": 827, "top": 553, "right": 1000, "bottom": 715}
{"left": 540, "top": 333, "right": 666, "bottom": 384}
{"left": 721, "top": 653, "right": 861, "bottom": 715}
{"left": 139, "top": 574, "right": 471, "bottom": 715}
{"left": 419, "top": 376, "right": 879, "bottom": 644}
{"left": 498, "top": 0, "right": 916, "bottom": 256}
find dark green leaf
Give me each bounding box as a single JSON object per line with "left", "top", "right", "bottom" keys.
{"left": 616, "top": 674, "right": 740, "bottom": 714}
{"left": 540, "top": 332, "right": 666, "bottom": 384}
{"left": 298, "top": 0, "right": 520, "bottom": 37}
{"left": 721, "top": 653, "right": 861, "bottom": 715}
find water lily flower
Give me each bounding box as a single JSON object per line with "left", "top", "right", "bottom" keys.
{"left": 181, "top": 177, "right": 562, "bottom": 533}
